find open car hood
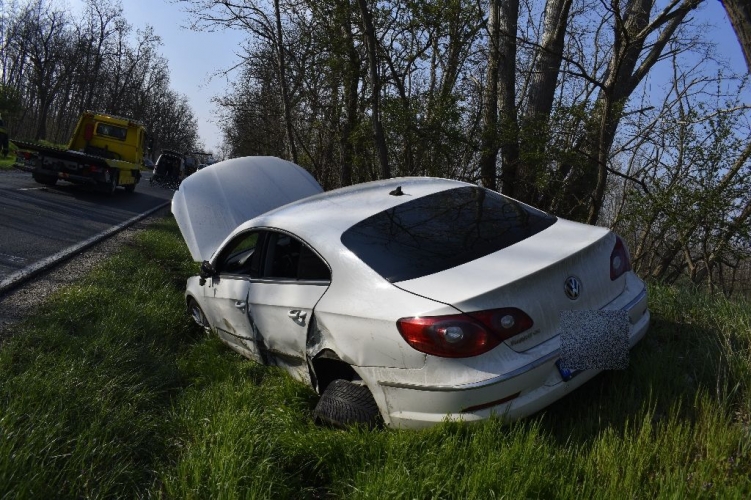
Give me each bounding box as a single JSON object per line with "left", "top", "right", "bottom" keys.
{"left": 172, "top": 156, "right": 323, "bottom": 262}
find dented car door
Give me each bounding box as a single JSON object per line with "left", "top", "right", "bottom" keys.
{"left": 203, "top": 230, "right": 266, "bottom": 361}
{"left": 246, "top": 231, "right": 331, "bottom": 367}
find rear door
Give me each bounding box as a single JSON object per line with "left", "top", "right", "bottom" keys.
{"left": 247, "top": 231, "right": 331, "bottom": 365}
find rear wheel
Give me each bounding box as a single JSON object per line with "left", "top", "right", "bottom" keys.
{"left": 32, "top": 173, "right": 57, "bottom": 186}
{"left": 124, "top": 183, "right": 136, "bottom": 193}
{"left": 102, "top": 170, "right": 118, "bottom": 195}
{"left": 313, "top": 379, "right": 381, "bottom": 428}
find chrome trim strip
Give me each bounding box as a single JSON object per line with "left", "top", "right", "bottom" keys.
{"left": 379, "top": 348, "right": 561, "bottom": 392}
{"left": 379, "top": 285, "right": 648, "bottom": 393}
{"left": 621, "top": 287, "right": 647, "bottom": 312}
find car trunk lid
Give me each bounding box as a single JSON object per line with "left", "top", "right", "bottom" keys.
{"left": 395, "top": 219, "right": 620, "bottom": 352}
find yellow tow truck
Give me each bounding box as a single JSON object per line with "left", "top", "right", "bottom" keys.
{"left": 13, "top": 111, "right": 148, "bottom": 194}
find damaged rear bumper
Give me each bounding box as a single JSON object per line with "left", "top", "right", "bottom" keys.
{"left": 362, "top": 280, "right": 650, "bottom": 429}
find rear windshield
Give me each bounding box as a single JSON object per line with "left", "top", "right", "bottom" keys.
{"left": 96, "top": 123, "right": 127, "bottom": 140}
{"left": 340, "top": 186, "right": 557, "bottom": 282}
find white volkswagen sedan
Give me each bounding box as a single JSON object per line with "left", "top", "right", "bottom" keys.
{"left": 172, "top": 157, "right": 650, "bottom": 429}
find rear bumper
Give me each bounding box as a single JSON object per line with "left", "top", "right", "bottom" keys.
{"left": 363, "top": 276, "right": 650, "bottom": 429}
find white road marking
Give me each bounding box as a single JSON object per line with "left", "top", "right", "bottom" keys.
{"left": 0, "top": 253, "right": 27, "bottom": 265}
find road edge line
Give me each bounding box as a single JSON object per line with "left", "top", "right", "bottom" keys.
{"left": 0, "top": 201, "right": 171, "bottom": 295}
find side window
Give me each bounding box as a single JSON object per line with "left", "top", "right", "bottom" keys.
{"left": 263, "top": 232, "right": 330, "bottom": 282}
{"left": 217, "top": 231, "right": 262, "bottom": 277}
{"left": 297, "top": 245, "right": 331, "bottom": 281}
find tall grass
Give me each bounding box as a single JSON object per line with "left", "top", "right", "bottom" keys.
{"left": 0, "top": 217, "right": 749, "bottom": 498}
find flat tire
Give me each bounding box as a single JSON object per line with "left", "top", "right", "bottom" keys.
{"left": 313, "top": 379, "right": 381, "bottom": 429}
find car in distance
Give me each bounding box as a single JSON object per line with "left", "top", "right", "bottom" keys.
{"left": 172, "top": 156, "right": 650, "bottom": 429}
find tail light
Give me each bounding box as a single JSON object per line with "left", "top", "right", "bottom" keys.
{"left": 610, "top": 235, "right": 632, "bottom": 280}
{"left": 397, "top": 308, "right": 533, "bottom": 358}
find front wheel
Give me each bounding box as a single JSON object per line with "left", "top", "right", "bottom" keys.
{"left": 313, "top": 379, "right": 381, "bottom": 428}
{"left": 188, "top": 298, "right": 211, "bottom": 335}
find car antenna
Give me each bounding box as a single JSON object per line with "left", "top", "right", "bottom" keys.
{"left": 389, "top": 186, "right": 403, "bottom": 196}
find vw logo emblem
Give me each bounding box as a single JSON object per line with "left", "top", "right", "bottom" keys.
{"left": 564, "top": 276, "right": 581, "bottom": 300}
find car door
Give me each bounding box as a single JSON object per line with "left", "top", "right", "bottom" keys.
{"left": 247, "top": 231, "right": 331, "bottom": 367}
{"left": 204, "top": 230, "right": 266, "bottom": 361}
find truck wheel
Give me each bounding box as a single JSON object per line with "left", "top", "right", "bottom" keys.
{"left": 313, "top": 379, "right": 381, "bottom": 428}
{"left": 32, "top": 173, "right": 57, "bottom": 186}
{"left": 124, "top": 183, "right": 136, "bottom": 194}
{"left": 103, "top": 171, "right": 118, "bottom": 195}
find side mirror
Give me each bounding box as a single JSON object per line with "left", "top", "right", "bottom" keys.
{"left": 199, "top": 260, "right": 216, "bottom": 285}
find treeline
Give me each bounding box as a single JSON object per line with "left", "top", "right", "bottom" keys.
{"left": 0, "top": 0, "right": 199, "bottom": 156}
{"left": 183, "top": 0, "right": 750, "bottom": 296}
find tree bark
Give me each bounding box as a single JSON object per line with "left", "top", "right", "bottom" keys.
{"left": 339, "top": 3, "right": 360, "bottom": 187}
{"left": 357, "top": 0, "right": 390, "bottom": 179}
{"left": 478, "top": 0, "right": 501, "bottom": 191}
{"left": 498, "top": 0, "right": 520, "bottom": 196}
{"left": 273, "top": 0, "right": 298, "bottom": 164}
{"left": 721, "top": 0, "right": 751, "bottom": 72}
{"left": 515, "top": 0, "right": 573, "bottom": 202}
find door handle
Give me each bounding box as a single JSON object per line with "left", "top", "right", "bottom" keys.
{"left": 288, "top": 309, "right": 307, "bottom": 321}
{"left": 235, "top": 300, "right": 247, "bottom": 310}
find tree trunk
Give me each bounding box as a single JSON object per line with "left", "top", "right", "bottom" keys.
{"left": 478, "top": 0, "right": 501, "bottom": 191}
{"left": 721, "top": 0, "right": 751, "bottom": 72}
{"left": 357, "top": 0, "right": 390, "bottom": 179}
{"left": 516, "top": 0, "right": 572, "bottom": 202}
{"left": 559, "top": 0, "right": 702, "bottom": 223}
{"left": 274, "top": 0, "right": 298, "bottom": 164}
{"left": 339, "top": 4, "right": 360, "bottom": 187}
{"left": 498, "top": 0, "right": 520, "bottom": 196}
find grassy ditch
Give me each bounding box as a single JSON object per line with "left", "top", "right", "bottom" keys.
{"left": 0, "top": 217, "right": 749, "bottom": 498}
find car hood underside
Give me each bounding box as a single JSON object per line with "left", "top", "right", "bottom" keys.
{"left": 172, "top": 156, "right": 323, "bottom": 262}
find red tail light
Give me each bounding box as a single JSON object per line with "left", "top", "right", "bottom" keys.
{"left": 397, "top": 308, "right": 533, "bottom": 358}
{"left": 610, "top": 235, "right": 632, "bottom": 280}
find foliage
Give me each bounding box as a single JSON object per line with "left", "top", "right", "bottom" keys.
{"left": 610, "top": 70, "right": 751, "bottom": 296}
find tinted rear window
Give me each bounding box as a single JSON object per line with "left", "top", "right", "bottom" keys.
{"left": 341, "top": 186, "right": 556, "bottom": 282}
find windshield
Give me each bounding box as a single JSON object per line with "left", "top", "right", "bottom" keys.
{"left": 340, "top": 186, "right": 557, "bottom": 282}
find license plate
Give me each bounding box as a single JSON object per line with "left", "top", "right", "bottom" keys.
{"left": 555, "top": 358, "right": 581, "bottom": 381}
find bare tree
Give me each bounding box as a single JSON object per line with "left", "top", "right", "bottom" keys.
{"left": 14, "top": 0, "right": 76, "bottom": 140}
{"left": 177, "top": 0, "right": 299, "bottom": 163}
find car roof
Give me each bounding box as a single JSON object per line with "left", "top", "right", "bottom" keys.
{"left": 222, "top": 177, "right": 467, "bottom": 260}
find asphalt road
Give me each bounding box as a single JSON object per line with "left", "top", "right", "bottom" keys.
{"left": 0, "top": 169, "right": 174, "bottom": 285}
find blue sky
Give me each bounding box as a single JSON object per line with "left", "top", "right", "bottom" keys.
{"left": 68, "top": 0, "right": 748, "bottom": 154}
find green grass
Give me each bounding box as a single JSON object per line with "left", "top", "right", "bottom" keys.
{"left": 0, "top": 140, "right": 69, "bottom": 170}
{"left": 0, "top": 217, "right": 749, "bottom": 498}
{"left": 0, "top": 143, "right": 17, "bottom": 170}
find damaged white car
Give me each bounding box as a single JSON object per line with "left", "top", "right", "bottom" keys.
{"left": 172, "top": 156, "right": 650, "bottom": 429}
